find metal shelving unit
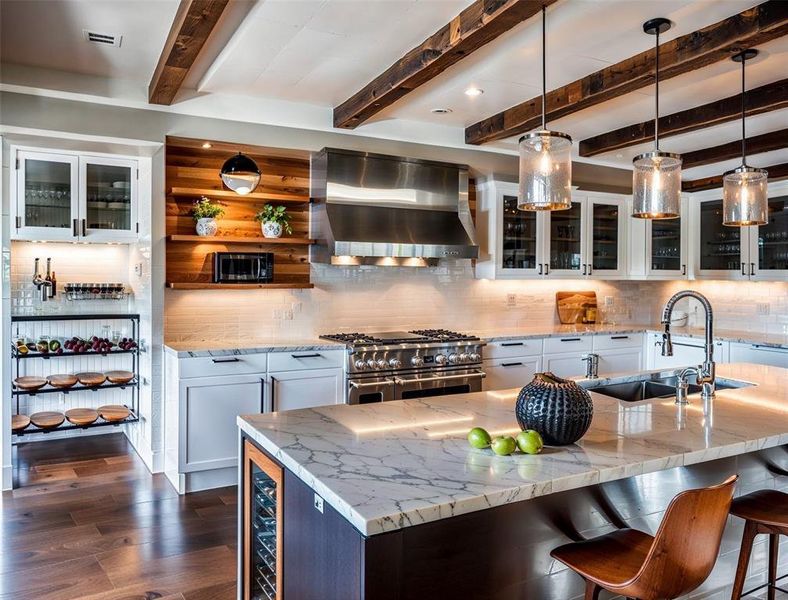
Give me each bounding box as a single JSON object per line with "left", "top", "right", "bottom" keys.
{"left": 10, "top": 313, "right": 140, "bottom": 436}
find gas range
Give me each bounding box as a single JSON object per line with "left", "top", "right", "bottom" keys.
{"left": 320, "top": 329, "right": 487, "bottom": 404}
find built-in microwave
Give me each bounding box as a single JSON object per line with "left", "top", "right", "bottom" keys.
{"left": 213, "top": 252, "right": 274, "bottom": 283}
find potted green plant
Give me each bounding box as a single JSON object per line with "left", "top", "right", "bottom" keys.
{"left": 255, "top": 205, "right": 292, "bottom": 238}
{"left": 191, "top": 197, "right": 225, "bottom": 236}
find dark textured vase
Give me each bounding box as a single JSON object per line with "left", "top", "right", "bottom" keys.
{"left": 515, "top": 372, "right": 594, "bottom": 445}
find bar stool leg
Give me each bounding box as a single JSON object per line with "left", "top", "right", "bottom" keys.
{"left": 584, "top": 580, "right": 601, "bottom": 600}
{"left": 731, "top": 520, "right": 758, "bottom": 600}
{"left": 768, "top": 533, "right": 778, "bottom": 600}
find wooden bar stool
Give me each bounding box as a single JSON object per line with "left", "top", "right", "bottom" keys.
{"left": 730, "top": 490, "right": 788, "bottom": 600}
{"left": 551, "top": 475, "right": 737, "bottom": 600}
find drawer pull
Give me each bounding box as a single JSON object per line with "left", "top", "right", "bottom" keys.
{"left": 291, "top": 353, "right": 321, "bottom": 359}
{"left": 501, "top": 362, "right": 524, "bottom": 367}
{"left": 211, "top": 357, "right": 240, "bottom": 363}
{"left": 610, "top": 335, "right": 629, "bottom": 340}
{"left": 500, "top": 342, "right": 524, "bottom": 347}
{"left": 560, "top": 338, "right": 582, "bottom": 342}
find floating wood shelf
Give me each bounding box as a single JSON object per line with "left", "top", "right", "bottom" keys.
{"left": 166, "top": 282, "right": 314, "bottom": 290}
{"left": 166, "top": 234, "right": 315, "bottom": 245}
{"left": 168, "top": 187, "right": 309, "bottom": 204}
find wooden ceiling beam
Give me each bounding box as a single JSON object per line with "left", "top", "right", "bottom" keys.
{"left": 148, "top": 0, "right": 230, "bottom": 105}
{"left": 465, "top": 1, "right": 788, "bottom": 145}
{"left": 333, "top": 0, "right": 556, "bottom": 130}
{"left": 681, "top": 128, "right": 788, "bottom": 170}
{"left": 682, "top": 161, "right": 788, "bottom": 192}
{"left": 579, "top": 79, "right": 788, "bottom": 157}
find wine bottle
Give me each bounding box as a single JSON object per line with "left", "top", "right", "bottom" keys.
{"left": 50, "top": 271, "right": 57, "bottom": 297}
{"left": 45, "top": 258, "right": 53, "bottom": 298}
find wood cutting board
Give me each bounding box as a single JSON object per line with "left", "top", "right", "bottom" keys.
{"left": 105, "top": 370, "right": 134, "bottom": 384}
{"left": 556, "top": 291, "right": 597, "bottom": 324}
{"left": 76, "top": 372, "right": 106, "bottom": 387}
{"left": 98, "top": 405, "right": 131, "bottom": 422}
{"left": 30, "top": 411, "right": 65, "bottom": 429}
{"left": 12, "top": 414, "right": 31, "bottom": 433}
{"left": 14, "top": 376, "right": 48, "bottom": 391}
{"left": 65, "top": 408, "right": 99, "bottom": 426}
{"left": 48, "top": 374, "right": 78, "bottom": 389}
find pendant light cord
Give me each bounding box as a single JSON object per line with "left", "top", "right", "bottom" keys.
{"left": 654, "top": 28, "right": 660, "bottom": 150}
{"left": 541, "top": 4, "right": 547, "bottom": 131}
{"left": 741, "top": 54, "right": 747, "bottom": 165}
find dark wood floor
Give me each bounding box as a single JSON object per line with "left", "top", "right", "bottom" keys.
{"left": 1, "top": 433, "right": 237, "bottom": 600}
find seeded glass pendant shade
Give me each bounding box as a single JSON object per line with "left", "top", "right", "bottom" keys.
{"left": 632, "top": 18, "right": 682, "bottom": 219}
{"left": 723, "top": 49, "right": 768, "bottom": 226}
{"left": 518, "top": 5, "right": 572, "bottom": 211}
{"left": 220, "top": 152, "right": 261, "bottom": 195}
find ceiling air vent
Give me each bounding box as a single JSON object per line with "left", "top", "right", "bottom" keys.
{"left": 82, "top": 29, "right": 122, "bottom": 47}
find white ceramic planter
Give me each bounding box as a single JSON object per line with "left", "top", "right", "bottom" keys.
{"left": 262, "top": 221, "right": 283, "bottom": 238}
{"left": 195, "top": 218, "right": 218, "bottom": 237}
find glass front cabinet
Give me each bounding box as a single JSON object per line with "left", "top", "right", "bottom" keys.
{"left": 11, "top": 147, "right": 139, "bottom": 242}
{"left": 692, "top": 183, "right": 788, "bottom": 281}
{"left": 475, "top": 181, "right": 628, "bottom": 280}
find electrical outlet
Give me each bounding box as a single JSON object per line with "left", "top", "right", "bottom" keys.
{"left": 604, "top": 296, "right": 614, "bottom": 306}
{"left": 283, "top": 309, "right": 294, "bottom": 320}
{"left": 506, "top": 293, "right": 517, "bottom": 307}
{"left": 291, "top": 301, "right": 302, "bottom": 314}
{"left": 272, "top": 308, "right": 283, "bottom": 320}
{"left": 314, "top": 493, "right": 324, "bottom": 514}
{"left": 756, "top": 302, "right": 770, "bottom": 315}
{"left": 134, "top": 263, "right": 143, "bottom": 277}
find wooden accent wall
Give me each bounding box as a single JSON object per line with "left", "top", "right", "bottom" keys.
{"left": 165, "top": 137, "right": 313, "bottom": 289}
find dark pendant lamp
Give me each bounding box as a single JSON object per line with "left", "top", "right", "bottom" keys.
{"left": 632, "top": 18, "right": 682, "bottom": 219}
{"left": 220, "top": 152, "right": 261, "bottom": 195}
{"left": 723, "top": 49, "right": 768, "bottom": 226}
{"left": 518, "top": 4, "right": 572, "bottom": 211}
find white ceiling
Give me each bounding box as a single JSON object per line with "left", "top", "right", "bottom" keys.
{"left": 0, "top": 0, "right": 785, "bottom": 181}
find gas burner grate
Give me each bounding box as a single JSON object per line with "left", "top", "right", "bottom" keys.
{"left": 409, "top": 329, "right": 480, "bottom": 342}
{"left": 320, "top": 332, "right": 380, "bottom": 345}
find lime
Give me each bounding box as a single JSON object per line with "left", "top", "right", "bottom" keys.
{"left": 467, "top": 427, "right": 492, "bottom": 449}
{"left": 516, "top": 430, "right": 544, "bottom": 455}
{"left": 491, "top": 436, "right": 517, "bottom": 456}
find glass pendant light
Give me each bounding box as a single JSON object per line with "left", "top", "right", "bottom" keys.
{"left": 220, "top": 152, "right": 261, "bottom": 195}
{"left": 632, "top": 18, "right": 682, "bottom": 219}
{"left": 518, "top": 5, "right": 572, "bottom": 211}
{"left": 723, "top": 49, "right": 768, "bottom": 226}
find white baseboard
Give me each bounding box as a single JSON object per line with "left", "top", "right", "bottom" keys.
{"left": 1, "top": 464, "right": 12, "bottom": 491}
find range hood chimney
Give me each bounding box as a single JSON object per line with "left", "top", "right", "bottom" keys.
{"left": 310, "top": 148, "right": 478, "bottom": 266}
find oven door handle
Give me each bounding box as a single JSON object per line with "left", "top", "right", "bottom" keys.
{"left": 348, "top": 379, "right": 395, "bottom": 389}
{"left": 393, "top": 372, "right": 486, "bottom": 385}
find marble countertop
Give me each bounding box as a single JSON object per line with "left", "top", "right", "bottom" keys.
{"left": 163, "top": 339, "right": 346, "bottom": 358}
{"left": 238, "top": 363, "right": 788, "bottom": 536}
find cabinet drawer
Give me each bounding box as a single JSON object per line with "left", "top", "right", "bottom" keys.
{"left": 485, "top": 338, "right": 543, "bottom": 359}
{"left": 543, "top": 335, "right": 593, "bottom": 354}
{"left": 267, "top": 349, "right": 345, "bottom": 372}
{"left": 179, "top": 353, "right": 268, "bottom": 379}
{"left": 593, "top": 333, "right": 643, "bottom": 351}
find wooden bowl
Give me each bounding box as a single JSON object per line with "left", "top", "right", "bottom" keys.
{"left": 12, "top": 414, "right": 31, "bottom": 433}
{"left": 48, "top": 374, "right": 78, "bottom": 389}
{"left": 98, "top": 405, "right": 131, "bottom": 423}
{"left": 30, "top": 411, "right": 65, "bottom": 430}
{"left": 105, "top": 370, "right": 134, "bottom": 385}
{"left": 13, "top": 376, "right": 48, "bottom": 391}
{"left": 76, "top": 372, "right": 107, "bottom": 387}
{"left": 65, "top": 408, "right": 99, "bottom": 426}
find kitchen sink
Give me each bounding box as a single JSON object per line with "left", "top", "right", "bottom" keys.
{"left": 583, "top": 374, "right": 751, "bottom": 403}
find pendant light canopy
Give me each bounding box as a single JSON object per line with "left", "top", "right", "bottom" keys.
{"left": 632, "top": 18, "right": 682, "bottom": 219}
{"left": 723, "top": 49, "right": 768, "bottom": 226}
{"left": 220, "top": 152, "right": 261, "bottom": 195}
{"left": 518, "top": 5, "right": 572, "bottom": 211}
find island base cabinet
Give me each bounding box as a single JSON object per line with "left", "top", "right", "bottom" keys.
{"left": 269, "top": 368, "right": 344, "bottom": 411}
{"left": 482, "top": 357, "right": 540, "bottom": 391}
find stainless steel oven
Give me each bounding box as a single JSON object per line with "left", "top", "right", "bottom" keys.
{"left": 347, "top": 374, "right": 396, "bottom": 405}
{"left": 392, "top": 368, "right": 485, "bottom": 400}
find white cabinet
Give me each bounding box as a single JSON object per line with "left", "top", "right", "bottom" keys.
{"left": 269, "top": 368, "right": 344, "bottom": 411}
{"left": 645, "top": 332, "right": 729, "bottom": 369}
{"left": 729, "top": 343, "right": 788, "bottom": 367}
{"left": 645, "top": 196, "right": 690, "bottom": 279}
{"left": 597, "top": 347, "right": 643, "bottom": 376}
{"left": 483, "top": 356, "right": 541, "bottom": 391}
{"left": 11, "top": 146, "right": 139, "bottom": 242}
{"left": 543, "top": 352, "right": 588, "bottom": 378}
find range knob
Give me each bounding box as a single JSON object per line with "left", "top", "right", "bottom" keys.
{"left": 411, "top": 356, "right": 424, "bottom": 367}
{"left": 376, "top": 359, "right": 388, "bottom": 369}
{"left": 354, "top": 359, "right": 367, "bottom": 371}
{"left": 468, "top": 352, "right": 481, "bottom": 362}
{"left": 447, "top": 353, "right": 460, "bottom": 364}
{"left": 389, "top": 358, "right": 402, "bottom": 369}
{"left": 459, "top": 353, "right": 470, "bottom": 363}
{"left": 366, "top": 359, "right": 378, "bottom": 370}
{"left": 435, "top": 354, "right": 447, "bottom": 365}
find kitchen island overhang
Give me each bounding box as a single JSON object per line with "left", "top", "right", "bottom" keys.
{"left": 237, "top": 363, "right": 787, "bottom": 599}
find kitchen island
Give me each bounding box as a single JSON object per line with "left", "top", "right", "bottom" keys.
{"left": 237, "top": 363, "right": 788, "bottom": 599}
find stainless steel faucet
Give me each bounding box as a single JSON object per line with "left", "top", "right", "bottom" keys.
{"left": 582, "top": 353, "right": 599, "bottom": 379}
{"left": 661, "top": 290, "right": 716, "bottom": 401}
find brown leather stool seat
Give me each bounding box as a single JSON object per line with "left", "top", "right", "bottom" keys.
{"left": 730, "top": 489, "right": 788, "bottom": 599}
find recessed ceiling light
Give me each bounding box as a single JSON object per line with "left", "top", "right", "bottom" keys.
{"left": 464, "top": 87, "right": 484, "bottom": 97}
{"left": 202, "top": 142, "right": 212, "bottom": 149}
{"left": 430, "top": 108, "right": 453, "bottom": 114}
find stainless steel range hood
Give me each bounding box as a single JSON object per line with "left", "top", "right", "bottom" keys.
{"left": 311, "top": 148, "right": 478, "bottom": 265}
